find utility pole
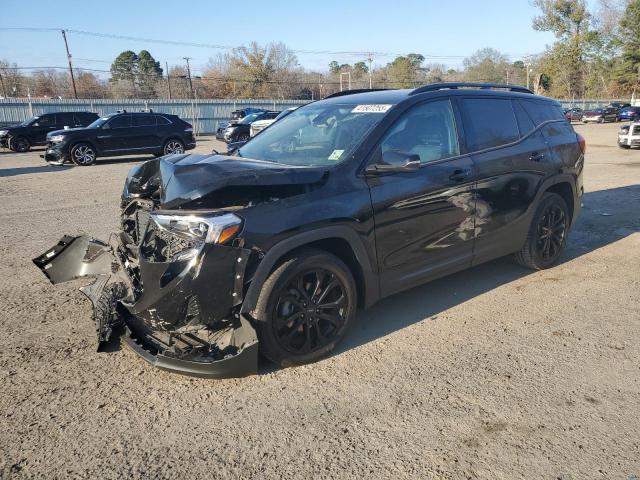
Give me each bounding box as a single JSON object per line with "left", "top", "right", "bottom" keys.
{"left": 0, "top": 68, "right": 6, "bottom": 98}
{"left": 183, "top": 57, "right": 194, "bottom": 99}
{"left": 524, "top": 60, "right": 532, "bottom": 91}
{"left": 165, "top": 61, "right": 172, "bottom": 100}
{"left": 367, "top": 53, "right": 373, "bottom": 89}
{"left": 61, "top": 30, "right": 78, "bottom": 99}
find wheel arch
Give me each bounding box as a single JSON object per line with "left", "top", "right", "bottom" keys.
{"left": 241, "top": 226, "right": 380, "bottom": 319}
{"left": 545, "top": 180, "right": 575, "bottom": 224}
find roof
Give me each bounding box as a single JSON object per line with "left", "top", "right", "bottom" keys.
{"left": 319, "top": 84, "right": 556, "bottom": 107}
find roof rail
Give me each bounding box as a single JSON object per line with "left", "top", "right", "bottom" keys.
{"left": 115, "top": 109, "right": 127, "bottom": 113}
{"left": 410, "top": 82, "right": 533, "bottom": 95}
{"left": 323, "top": 88, "right": 388, "bottom": 99}
{"left": 140, "top": 108, "right": 154, "bottom": 113}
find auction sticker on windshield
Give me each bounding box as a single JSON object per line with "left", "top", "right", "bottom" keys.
{"left": 328, "top": 149, "right": 344, "bottom": 161}
{"left": 352, "top": 104, "right": 392, "bottom": 113}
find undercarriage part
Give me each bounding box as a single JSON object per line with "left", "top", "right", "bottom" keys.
{"left": 124, "top": 314, "right": 259, "bottom": 378}
{"left": 83, "top": 280, "right": 127, "bottom": 349}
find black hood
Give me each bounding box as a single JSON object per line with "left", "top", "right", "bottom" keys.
{"left": 124, "top": 153, "right": 329, "bottom": 210}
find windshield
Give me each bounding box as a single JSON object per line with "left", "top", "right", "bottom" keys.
{"left": 239, "top": 113, "right": 260, "bottom": 125}
{"left": 86, "top": 117, "right": 110, "bottom": 128}
{"left": 237, "top": 103, "right": 390, "bottom": 167}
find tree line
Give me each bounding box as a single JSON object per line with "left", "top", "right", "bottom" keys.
{"left": 1, "top": 0, "right": 638, "bottom": 101}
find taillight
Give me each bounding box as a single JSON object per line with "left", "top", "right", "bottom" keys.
{"left": 576, "top": 132, "right": 586, "bottom": 154}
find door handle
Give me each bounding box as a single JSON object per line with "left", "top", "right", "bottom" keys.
{"left": 529, "top": 152, "right": 545, "bottom": 162}
{"left": 449, "top": 168, "right": 472, "bottom": 182}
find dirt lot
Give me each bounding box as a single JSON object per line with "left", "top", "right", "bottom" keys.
{"left": 0, "top": 125, "right": 638, "bottom": 479}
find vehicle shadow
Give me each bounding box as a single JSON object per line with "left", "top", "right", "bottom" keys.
{"left": 330, "top": 184, "right": 640, "bottom": 363}
{"left": 0, "top": 165, "right": 74, "bottom": 177}
{"left": 94, "top": 156, "right": 152, "bottom": 165}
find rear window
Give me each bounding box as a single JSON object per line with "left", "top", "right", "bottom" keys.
{"left": 520, "top": 100, "right": 565, "bottom": 125}
{"left": 461, "top": 98, "right": 519, "bottom": 151}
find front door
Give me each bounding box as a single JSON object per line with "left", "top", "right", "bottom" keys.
{"left": 366, "top": 98, "right": 475, "bottom": 297}
{"left": 97, "top": 114, "right": 132, "bottom": 153}
{"left": 31, "top": 114, "right": 59, "bottom": 144}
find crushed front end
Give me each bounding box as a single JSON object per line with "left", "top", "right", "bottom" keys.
{"left": 33, "top": 161, "right": 260, "bottom": 378}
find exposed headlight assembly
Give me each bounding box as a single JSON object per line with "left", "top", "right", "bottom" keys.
{"left": 142, "top": 212, "right": 242, "bottom": 264}
{"left": 49, "top": 135, "right": 66, "bottom": 143}
{"left": 151, "top": 212, "right": 242, "bottom": 245}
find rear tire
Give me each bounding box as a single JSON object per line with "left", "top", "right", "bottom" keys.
{"left": 9, "top": 136, "right": 30, "bottom": 152}
{"left": 163, "top": 138, "right": 184, "bottom": 155}
{"left": 254, "top": 248, "right": 357, "bottom": 368}
{"left": 515, "top": 192, "right": 570, "bottom": 270}
{"left": 70, "top": 142, "right": 96, "bottom": 166}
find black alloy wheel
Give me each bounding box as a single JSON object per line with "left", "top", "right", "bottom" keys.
{"left": 10, "top": 136, "right": 30, "bottom": 152}
{"left": 272, "top": 269, "right": 348, "bottom": 355}
{"left": 535, "top": 204, "right": 566, "bottom": 262}
{"left": 254, "top": 249, "right": 357, "bottom": 367}
{"left": 515, "top": 192, "right": 570, "bottom": 270}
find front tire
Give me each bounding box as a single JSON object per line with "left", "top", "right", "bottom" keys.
{"left": 163, "top": 139, "right": 184, "bottom": 155}
{"left": 70, "top": 142, "right": 96, "bottom": 166}
{"left": 254, "top": 249, "right": 357, "bottom": 367}
{"left": 9, "top": 136, "right": 30, "bottom": 152}
{"left": 515, "top": 192, "right": 570, "bottom": 270}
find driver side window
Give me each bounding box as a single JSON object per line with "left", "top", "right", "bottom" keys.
{"left": 380, "top": 99, "right": 459, "bottom": 164}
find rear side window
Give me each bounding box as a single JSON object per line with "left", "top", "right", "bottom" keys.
{"left": 57, "top": 113, "right": 74, "bottom": 126}
{"left": 156, "top": 116, "right": 171, "bottom": 125}
{"left": 461, "top": 98, "right": 519, "bottom": 151}
{"left": 132, "top": 114, "right": 156, "bottom": 127}
{"left": 519, "top": 100, "right": 564, "bottom": 126}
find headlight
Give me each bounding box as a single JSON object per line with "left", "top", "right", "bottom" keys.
{"left": 142, "top": 212, "right": 242, "bottom": 263}
{"left": 49, "top": 135, "right": 66, "bottom": 143}
{"left": 151, "top": 212, "right": 242, "bottom": 245}
{"left": 0, "top": 130, "right": 7, "bottom": 136}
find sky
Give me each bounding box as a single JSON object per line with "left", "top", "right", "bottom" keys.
{"left": 0, "top": 0, "right": 600, "bottom": 77}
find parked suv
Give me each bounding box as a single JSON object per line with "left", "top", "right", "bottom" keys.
{"left": 223, "top": 111, "right": 280, "bottom": 143}
{"left": 216, "top": 108, "right": 266, "bottom": 139}
{"left": 618, "top": 121, "right": 640, "bottom": 148}
{"left": 0, "top": 111, "right": 98, "bottom": 152}
{"left": 42, "top": 110, "right": 195, "bottom": 166}
{"left": 34, "top": 83, "right": 584, "bottom": 378}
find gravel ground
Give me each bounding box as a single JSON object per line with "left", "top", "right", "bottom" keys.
{"left": 0, "top": 126, "right": 639, "bottom": 479}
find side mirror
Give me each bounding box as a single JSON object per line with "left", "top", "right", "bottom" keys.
{"left": 366, "top": 150, "right": 421, "bottom": 174}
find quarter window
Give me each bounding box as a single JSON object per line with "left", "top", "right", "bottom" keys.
{"left": 156, "top": 116, "right": 171, "bottom": 125}
{"left": 519, "top": 100, "right": 564, "bottom": 126}
{"left": 460, "top": 98, "right": 519, "bottom": 151}
{"left": 513, "top": 100, "right": 536, "bottom": 137}
{"left": 380, "top": 99, "right": 459, "bottom": 164}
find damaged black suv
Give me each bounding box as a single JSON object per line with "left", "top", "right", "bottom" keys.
{"left": 34, "top": 83, "right": 585, "bottom": 378}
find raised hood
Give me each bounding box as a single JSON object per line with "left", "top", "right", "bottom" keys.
{"left": 124, "top": 153, "right": 329, "bottom": 210}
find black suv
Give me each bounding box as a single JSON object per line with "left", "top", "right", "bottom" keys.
{"left": 0, "top": 111, "right": 98, "bottom": 152}
{"left": 35, "top": 83, "right": 584, "bottom": 378}
{"left": 223, "top": 111, "right": 280, "bottom": 143}
{"left": 42, "top": 110, "right": 195, "bottom": 166}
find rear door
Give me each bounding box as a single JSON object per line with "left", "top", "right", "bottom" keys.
{"left": 460, "top": 96, "right": 553, "bottom": 263}
{"left": 130, "top": 114, "right": 160, "bottom": 151}
{"left": 366, "top": 98, "right": 476, "bottom": 296}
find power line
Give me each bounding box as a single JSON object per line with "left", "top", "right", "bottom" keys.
{"left": 0, "top": 26, "right": 536, "bottom": 60}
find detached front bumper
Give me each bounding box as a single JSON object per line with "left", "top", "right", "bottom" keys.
{"left": 33, "top": 234, "right": 259, "bottom": 378}
{"left": 41, "top": 143, "right": 70, "bottom": 164}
